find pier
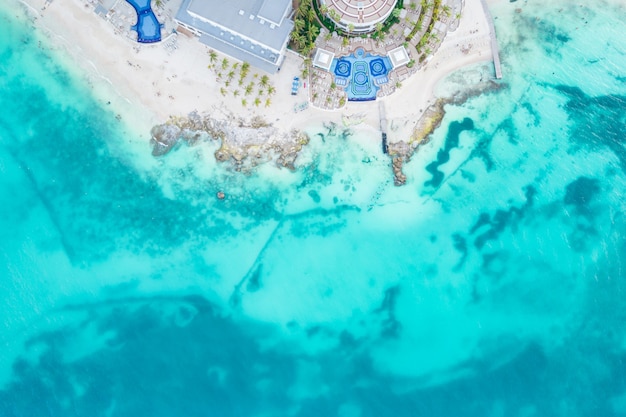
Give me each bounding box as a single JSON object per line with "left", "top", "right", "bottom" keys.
{"left": 480, "top": 0, "right": 502, "bottom": 79}
{"left": 379, "top": 102, "right": 388, "bottom": 154}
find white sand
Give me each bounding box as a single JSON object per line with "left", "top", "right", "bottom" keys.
{"left": 382, "top": 0, "right": 496, "bottom": 141}
{"left": 19, "top": 0, "right": 496, "bottom": 143}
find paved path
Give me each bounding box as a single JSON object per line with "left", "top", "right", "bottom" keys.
{"left": 479, "top": 0, "right": 502, "bottom": 79}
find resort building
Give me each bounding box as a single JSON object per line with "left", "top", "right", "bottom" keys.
{"left": 174, "top": 0, "right": 294, "bottom": 73}
{"left": 319, "top": 0, "right": 398, "bottom": 34}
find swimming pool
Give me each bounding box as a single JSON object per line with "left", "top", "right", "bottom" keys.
{"left": 125, "top": 0, "right": 162, "bottom": 43}
{"left": 329, "top": 48, "right": 392, "bottom": 101}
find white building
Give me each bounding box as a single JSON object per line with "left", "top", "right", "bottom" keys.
{"left": 319, "top": 0, "right": 398, "bottom": 34}
{"left": 175, "top": 0, "right": 294, "bottom": 73}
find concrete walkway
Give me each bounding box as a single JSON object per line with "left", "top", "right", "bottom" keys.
{"left": 479, "top": 0, "right": 502, "bottom": 79}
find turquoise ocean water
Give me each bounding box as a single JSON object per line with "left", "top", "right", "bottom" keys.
{"left": 1, "top": 0, "right": 625, "bottom": 415}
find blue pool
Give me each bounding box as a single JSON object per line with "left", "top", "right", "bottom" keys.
{"left": 329, "top": 48, "right": 392, "bottom": 101}
{"left": 125, "top": 0, "right": 162, "bottom": 43}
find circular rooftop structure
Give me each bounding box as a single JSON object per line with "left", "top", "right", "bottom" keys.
{"left": 320, "top": 0, "right": 398, "bottom": 33}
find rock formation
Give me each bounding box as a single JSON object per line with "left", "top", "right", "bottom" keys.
{"left": 150, "top": 108, "right": 310, "bottom": 172}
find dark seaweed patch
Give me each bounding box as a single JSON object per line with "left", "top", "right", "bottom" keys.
{"left": 553, "top": 85, "right": 626, "bottom": 173}
{"left": 425, "top": 118, "right": 475, "bottom": 188}
{"left": 564, "top": 177, "right": 601, "bottom": 214}
{"left": 375, "top": 286, "right": 402, "bottom": 338}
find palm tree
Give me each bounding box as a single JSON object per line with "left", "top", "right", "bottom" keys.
{"left": 241, "top": 98, "right": 247, "bottom": 107}
{"left": 347, "top": 23, "right": 355, "bottom": 33}
{"left": 291, "top": 32, "right": 305, "bottom": 49}
{"left": 294, "top": 18, "right": 305, "bottom": 33}
{"left": 208, "top": 50, "right": 218, "bottom": 64}
{"left": 241, "top": 62, "right": 250, "bottom": 77}
{"left": 227, "top": 70, "right": 235, "bottom": 81}
{"left": 297, "top": 1, "right": 308, "bottom": 15}
{"left": 233, "top": 90, "right": 240, "bottom": 97}
{"left": 259, "top": 75, "right": 270, "bottom": 88}
{"left": 266, "top": 85, "right": 276, "bottom": 96}
{"left": 254, "top": 97, "right": 261, "bottom": 107}
{"left": 320, "top": 4, "right": 328, "bottom": 15}
{"left": 220, "top": 87, "right": 227, "bottom": 96}
{"left": 245, "top": 83, "right": 254, "bottom": 95}
{"left": 221, "top": 58, "right": 229, "bottom": 70}
{"left": 306, "top": 25, "right": 320, "bottom": 45}
{"left": 265, "top": 98, "right": 271, "bottom": 107}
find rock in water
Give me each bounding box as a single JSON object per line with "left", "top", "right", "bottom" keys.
{"left": 150, "top": 124, "right": 182, "bottom": 156}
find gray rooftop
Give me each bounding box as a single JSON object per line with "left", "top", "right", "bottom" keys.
{"left": 175, "top": 0, "right": 293, "bottom": 73}
{"left": 183, "top": 0, "right": 292, "bottom": 51}
{"left": 258, "top": 0, "right": 291, "bottom": 26}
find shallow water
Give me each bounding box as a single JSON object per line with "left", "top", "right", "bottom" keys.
{"left": 1, "top": 1, "right": 625, "bottom": 416}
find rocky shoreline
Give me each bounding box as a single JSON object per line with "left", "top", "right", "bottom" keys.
{"left": 386, "top": 79, "right": 505, "bottom": 186}
{"left": 387, "top": 98, "right": 447, "bottom": 186}
{"left": 150, "top": 108, "right": 310, "bottom": 172}
{"left": 150, "top": 80, "right": 504, "bottom": 185}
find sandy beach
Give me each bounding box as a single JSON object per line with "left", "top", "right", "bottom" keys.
{"left": 18, "top": 0, "right": 495, "bottom": 144}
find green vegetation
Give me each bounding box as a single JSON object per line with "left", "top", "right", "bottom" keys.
{"left": 406, "top": 0, "right": 431, "bottom": 42}
{"left": 205, "top": 51, "right": 276, "bottom": 107}
{"left": 417, "top": 0, "right": 442, "bottom": 53}
{"left": 290, "top": 0, "right": 446, "bottom": 55}
{"left": 291, "top": 1, "right": 321, "bottom": 56}
{"left": 311, "top": 0, "right": 336, "bottom": 33}
{"left": 404, "top": 0, "right": 444, "bottom": 56}
{"left": 371, "top": 0, "right": 403, "bottom": 39}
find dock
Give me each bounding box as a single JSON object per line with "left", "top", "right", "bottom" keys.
{"left": 379, "top": 102, "right": 388, "bottom": 154}
{"left": 480, "top": 0, "right": 502, "bottom": 79}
